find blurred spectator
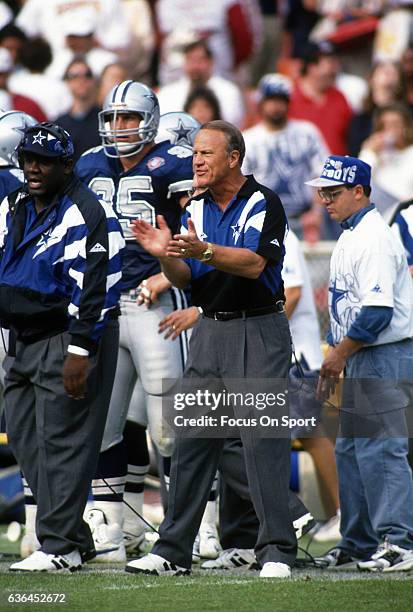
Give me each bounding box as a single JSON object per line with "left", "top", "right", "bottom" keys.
{"left": 0, "top": 47, "right": 46, "bottom": 121}
{"left": 282, "top": 0, "right": 320, "bottom": 59}
{"left": 97, "top": 62, "right": 129, "bottom": 107}
{"left": 248, "top": 0, "right": 283, "bottom": 85}
{"left": 120, "top": 0, "right": 155, "bottom": 82}
{"left": 348, "top": 61, "right": 404, "bottom": 156}
{"left": 55, "top": 58, "right": 101, "bottom": 160}
{"left": 155, "top": 0, "right": 261, "bottom": 84}
{"left": 184, "top": 86, "right": 222, "bottom": 123}
{"left": 242, "top": 73, "right": 329, "bottom": 241}
{"left": 0, "top": 22, "right": 26, "bottom": 67}
{"left": 359, "top": 103, "right": 413, "bottom": 205}
{"left": 15, "top": 0, "right": 131, "bottom": 54}
{"left": 46, "top": 13, "right": 118, "bottom": 79}
{"left": 157, "top": 41, "right": 245, "bottom": 127}
{"left": 288, "top": 41, "right": 352, "bottom": 155}
{"left": 8, "top": 37, "right": 72, "bottom": 119}
{"left": 400, "top": 45, "right": 413, "bottom": 107}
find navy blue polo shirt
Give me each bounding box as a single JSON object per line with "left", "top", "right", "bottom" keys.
{"left": 181, "top": 175, "right": 287, "bottom": 311}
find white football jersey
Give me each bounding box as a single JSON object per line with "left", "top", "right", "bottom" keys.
{"left": 329, "top": 207, "right": 413, "bottom": 345}
{"left": 283, "top": 231, "right": 323, "bottom": 370}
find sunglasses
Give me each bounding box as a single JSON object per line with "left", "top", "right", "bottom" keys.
{"left": 65, "top": 71, "right": 94, "bottom": 80}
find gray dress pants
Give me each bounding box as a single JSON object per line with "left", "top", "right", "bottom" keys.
{"left": 153, "top": 312, "right": 297, "bottom": 568}
{"left": 4, "top": 320, "right": 119, "bottom": 557}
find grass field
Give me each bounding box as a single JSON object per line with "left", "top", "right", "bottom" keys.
{"left": 0, "top": 533, "right": 412, "bottom": 612}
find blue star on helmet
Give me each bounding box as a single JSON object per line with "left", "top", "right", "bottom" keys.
{"left": 329, "top": 279, "right": 348, "bottom": 324}
{"left": 32, "top": 130, "right": 47, "bottom": 146}
{"left": 167, "top": 119, "right": 196, "bottom": 146}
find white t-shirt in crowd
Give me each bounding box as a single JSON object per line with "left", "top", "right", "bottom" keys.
{"left": 16, "top": 0, "right": 131, "bottom": 53}
{"left": 283, "top": 230, "right": 323, "bottom": 370}
{"left": 329, "top": 207, "right": 413, "bottom": 345}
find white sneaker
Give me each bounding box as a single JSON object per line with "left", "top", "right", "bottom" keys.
{"left": 358, "top": 541, "right": 413, "bottom": 572}
{"left": 259, "top": 562, "right": 291, "bottom": 578}
{"left": 313, "top": 512, "right": 341, "bottom": 543}
{"left": 201, "top": 548, "right": 257, "bottom": 570}
{"left": 10, "top": 550, "right": 81, "bottom": 572}
{"left": 293, "top": 512, "right": 316, "bottom": 540}
{"left": 20, "top": 532, "right": 40, "bottom": 559}
{"left": 85, "top": 509, "right": 126, "bottom": 563}
{"left": 199, "top": 523, "right": 221, "bottom": 559}
{"left": 125, "top": 553, "right": 190, "bottom": 576}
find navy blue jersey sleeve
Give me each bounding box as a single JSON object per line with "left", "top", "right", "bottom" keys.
{"left": 243, "top": 189, "right": 287, "bottom": 263}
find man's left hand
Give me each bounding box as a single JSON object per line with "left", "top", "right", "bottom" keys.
{"left": 63, "top": 353, "right": 89, "bottom": 400}
{"left": 168, "top": 219, "right": 207, "bottom": 259}
{"left": 316, "top": 347, "right": 346, "bottom": 402}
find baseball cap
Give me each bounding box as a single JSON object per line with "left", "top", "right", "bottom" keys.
{"left": 20, "top": 123, "right": 74, "bottom": 159}
{"left": 258, "top": 73, "right": 292, "bottom": 100}
{"left": 61, "top": 9, "right": 97, "bottom": 37}
{"left": 298, "top": 40, "right": 337, "bottom": 63}
{"left": 305, "top": 155, "right": 371, "bottom": 188}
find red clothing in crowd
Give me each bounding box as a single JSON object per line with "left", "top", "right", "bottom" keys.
{"left": 11, "top": 93, "right": 47, "bottom": 123}
{"left": 288, "top": 81, "right": 352, "bottom": 156}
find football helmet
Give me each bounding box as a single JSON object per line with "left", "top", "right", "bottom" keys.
{"left": 155, "top": 112, "right": 200, "bottom": 149}
{"left": 0, "top": 110, "right": 37, "bottom": 167}
{"left": 98, "top": 80, "right": 160, "bottom": 158}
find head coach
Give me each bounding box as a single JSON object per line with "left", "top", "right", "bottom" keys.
{"left": 0, "top": 122, "right": 124, "bottom": 572}
{"left": 128, "top": 120, "right": 296, "bottom": 578}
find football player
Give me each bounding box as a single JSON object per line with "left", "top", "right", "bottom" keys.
{"left": 76, "top": 85, "right": 199, "bottom": 561}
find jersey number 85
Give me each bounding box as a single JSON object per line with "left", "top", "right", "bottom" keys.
{"left": 89, "top": 176, "right": 155, "bottom": 240}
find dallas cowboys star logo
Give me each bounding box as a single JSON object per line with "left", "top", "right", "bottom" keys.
{"left": 167, "top": 119, "right": 196, "bottom": 146}
{"left": 231, "top": 221, "right": 243, "bottom": 243}
{"left": 329, "top": 279, "right": 348, "bottom": 324}
{"left": 32, "top": 130, "right": 46, "bottom": 146}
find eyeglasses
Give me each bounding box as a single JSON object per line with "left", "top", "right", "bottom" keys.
{"left": 65, "top": 71, "right": 94, "bottom": 80}
{"left": 317, "top": 188, "right": 345, "bottom": 203}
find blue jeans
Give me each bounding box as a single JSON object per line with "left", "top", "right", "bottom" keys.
{"left": 336, "top": 339, "right": 413, "bottom": 556}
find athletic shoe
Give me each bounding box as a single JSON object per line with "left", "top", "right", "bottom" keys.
{"left": 125, "top": 553, "right": 190, "bottom": 576}
{"left": 259, "top": 562, "right": 291, "bottom": 578}
{"left": 85, "top": 508, "right": 126, "bottom": 563}
{"left": 10, "top": 550, "right": 81, "bottom": 572}
{"left": 313, "top": 512, "right": 341, "bottom": 542}
{"left": 293, "top": 512, "right": 316, "bottom": 540}
{"left": 315, "top": 547, "right": 361, "bottom": 570}
{"left": 20, "top": 531, "right": 40, "bottom": 559}
{"left": 357, "top": 541, "right": 413, "bottom": 572}
{"left": 199, "top": 522, "right": 221, "bottom": 559}
{"left": 201, "top": 548, "right": 257, "bottom": 570}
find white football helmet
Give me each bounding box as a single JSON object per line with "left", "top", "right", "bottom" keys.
{"left": 0, "top": 110, "right": 37, "bottom": 167}
{"left": 98, "top": 80, "right": 160, "bottom": 158}
{"left": 155, "top": 112, "right": 200, "bottom": 148}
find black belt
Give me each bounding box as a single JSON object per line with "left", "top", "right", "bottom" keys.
{"left": 203, "top": 302, "right": 285, "bottom": 321}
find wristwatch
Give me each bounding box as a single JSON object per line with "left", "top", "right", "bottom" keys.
{"left": 199, "top": 242, "right": 214, "bottom": 262}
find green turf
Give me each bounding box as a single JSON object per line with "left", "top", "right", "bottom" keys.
{"left": 0, "top": 569, "right": 412, "bottom": 612}
{"left": 0, "top": 530, "right": 412, "bottom": 612}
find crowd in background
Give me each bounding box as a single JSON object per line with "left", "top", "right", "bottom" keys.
{"left": 0, "top": 1, "right": 413, "bottom": 241}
